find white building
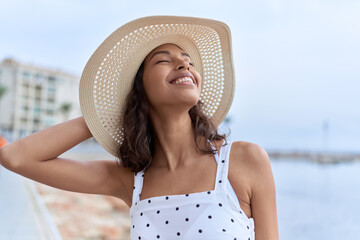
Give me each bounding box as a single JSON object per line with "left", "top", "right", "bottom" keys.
{"left": 0, "top": 58, "right": 81, "bottom": 141}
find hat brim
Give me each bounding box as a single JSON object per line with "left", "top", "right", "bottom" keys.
{"left": 79, "top": 16, "right": 235, "bottom": 156}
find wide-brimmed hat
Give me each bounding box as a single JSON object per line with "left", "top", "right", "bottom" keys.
{"left": 79, "top": 15, "right": 235, "bottom": 156}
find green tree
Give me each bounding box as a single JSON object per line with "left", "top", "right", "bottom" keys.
{"left": 59, "top": 102, "right": 72, "bottom": 121}
{"left": 224, "top": 116, "right": 232, "bottom": 125}
{"left": 0, "top": 84, "right": 7, "bottom": 135}
{"left": 0, "top": 84, "right": 6, "bottom": 100}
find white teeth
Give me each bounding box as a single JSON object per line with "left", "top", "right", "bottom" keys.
{"left": 173, "top": 77, "right": 193, "bottom": 84}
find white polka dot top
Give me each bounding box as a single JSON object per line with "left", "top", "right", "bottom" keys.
{"left": 130, "top": 140, "right": 255, "bottom": 240}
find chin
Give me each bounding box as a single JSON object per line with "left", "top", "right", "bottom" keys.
{"left": 187, "top": 98, "right": 200, "bottom": 108}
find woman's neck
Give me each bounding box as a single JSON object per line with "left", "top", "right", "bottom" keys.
{"left": 149, "top": 113, "right": 203, "bottom": 171}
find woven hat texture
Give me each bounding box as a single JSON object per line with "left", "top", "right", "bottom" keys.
{"left": 79, "top": 16, "right": 235, "bottom": 156}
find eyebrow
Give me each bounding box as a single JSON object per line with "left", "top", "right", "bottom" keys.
{"left": 149, "top": 51, "right": 192, "bottom": 61}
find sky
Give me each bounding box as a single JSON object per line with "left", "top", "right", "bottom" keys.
{"left": 0, "top": 0, "right": 359, "bottom": 152}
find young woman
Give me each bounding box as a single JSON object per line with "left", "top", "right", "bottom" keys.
{"left": 0, "top": 16, "right": 278, "bottom": 239}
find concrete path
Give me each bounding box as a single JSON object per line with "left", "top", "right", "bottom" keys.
{"left": 0, "top": 168, "right": 62, "bottom": 240}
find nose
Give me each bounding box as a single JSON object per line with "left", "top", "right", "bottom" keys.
{"left": 176, "top": 59, "right": 190, "bottom": 71}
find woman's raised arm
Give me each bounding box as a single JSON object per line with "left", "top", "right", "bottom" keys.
{"left": 0, "top": 117, "right": 132, "bottom": 201}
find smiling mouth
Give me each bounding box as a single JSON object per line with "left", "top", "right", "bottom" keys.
{"left": 170, "top": 77, "right": 195, "bottom": 85}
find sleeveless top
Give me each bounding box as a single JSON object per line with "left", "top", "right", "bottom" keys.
{"left": 130, "top": 140, "right": 255, "bottom": 240}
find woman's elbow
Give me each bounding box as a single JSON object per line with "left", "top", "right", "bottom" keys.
{"left": 0, "top": 144, "right": 25, "bottom": 172}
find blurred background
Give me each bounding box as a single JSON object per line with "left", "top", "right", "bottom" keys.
{"left": 0, "top": 0, "right": 359, "bottom": 239}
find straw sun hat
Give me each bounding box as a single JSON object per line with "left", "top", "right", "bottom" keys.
{"left": 79, "top": 15, "right": 235, "bottom": 156}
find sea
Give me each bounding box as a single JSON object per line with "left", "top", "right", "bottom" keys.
{"left": 272, "top": 159, "right": 360, "bottom": 240}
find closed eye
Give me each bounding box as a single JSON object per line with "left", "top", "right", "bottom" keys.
{"left": 156, "top": 60, "right": 170, "bottom": 64}
{"left": 156, "top": 59, "right": 194, "bottom": 67}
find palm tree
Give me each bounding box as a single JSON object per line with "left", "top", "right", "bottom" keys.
{"left": 59, "top": 102, "right": 72, "bottom": 121}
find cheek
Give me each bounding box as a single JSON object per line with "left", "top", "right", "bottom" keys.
{"left": 142, "top": 71, "right": 169, "bottom": 102}
{"left": 143, "top": 66, "right": 168, "bottom": 86}
{"left": 194, "top": 72, "right": 202, "bottom": 92}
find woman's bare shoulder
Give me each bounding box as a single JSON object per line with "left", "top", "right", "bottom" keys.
{"left": 229, "top": 140, "right": 273, "bottom": 187}
{"left": 230, "top": 140, "right": 270, "bottom": 167}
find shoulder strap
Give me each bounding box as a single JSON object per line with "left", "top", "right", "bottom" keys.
{"left": 208, "top": 139, "right": 219, "bottom": 164}
{"left": 214, "top": 140, "right": 234, "bottom": 191}
{"left": 131, "top": 169, "right": 145, "bottom": 206}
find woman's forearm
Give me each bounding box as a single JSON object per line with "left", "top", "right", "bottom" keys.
{"left": 0, "top": 116, "right": 93, "bottom": 170}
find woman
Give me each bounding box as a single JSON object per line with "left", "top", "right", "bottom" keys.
{"left": 0, "top": 16, "right": 278, "bottom": 239}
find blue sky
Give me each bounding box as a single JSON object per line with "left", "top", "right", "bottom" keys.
{"left": 1, "top": 0, "right": 359, "bottom": 152}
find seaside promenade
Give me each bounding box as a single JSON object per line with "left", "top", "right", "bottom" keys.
{"left": 0, "top": 147, "right": 131, "bottom": 240}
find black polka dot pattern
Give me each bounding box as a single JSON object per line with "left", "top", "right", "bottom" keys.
{"left": 130, "top": 140, "right": 254, "bottom": 239}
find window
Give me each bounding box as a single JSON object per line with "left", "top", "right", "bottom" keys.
{"left": 22, "top": 71, "right": 31, "bottom": 78}
{"left": 34, "top": 73, "right": 44, "bottom": 85}
{"left": 34, "top": 107, "right": 41, "bottom": 116}
{"left": 48, "top": 76, "right": 56, "bottom": 82}
{"left": 47, "top": 87, "right": 56, "bottom": 93}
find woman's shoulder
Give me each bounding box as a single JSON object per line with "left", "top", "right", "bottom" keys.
{"left": 228, "top": 140, "right": 274, "bottom": 205}
{"left": 230, "top": 139, "right": 268, "bottom": 153}
{"left": 229, "top": 140, "right": 271, "bottom": 174}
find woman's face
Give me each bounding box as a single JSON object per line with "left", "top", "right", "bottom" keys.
{"left": 142, "top": 43, "right": 202, "bottom": 112}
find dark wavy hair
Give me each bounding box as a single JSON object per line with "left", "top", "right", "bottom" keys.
{"left": 116, "top": 60, "right": 229, "bottom": 173}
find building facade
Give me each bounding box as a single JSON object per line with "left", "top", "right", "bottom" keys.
{"left": 0, "top": 58, "right": 81, "bottom": 141}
